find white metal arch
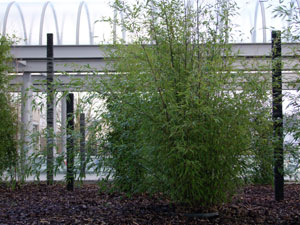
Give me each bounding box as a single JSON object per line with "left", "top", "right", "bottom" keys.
{"left": 120, "top": 11, "right": 126, "bottom": 42}
{"left": 252, "top": 0, "right": 267, "bottom": 43}
{"left": 60, "top": 17, "right": 66, "bottom": 46}
{"left": 113, "top": 9, "right": 117, "bottom": 43}
{"left": 39, "top": 1, "right": 60, "bottom": 45}
{"left": 28, "top": 18, "right": 34, "bottom": 45}
{"left": 2, "top": 1, "right": 28, "bottom": 44}
{"left": 112, "top": 9, "right": 128, "bottom": 43}
{"left": 76, "top": 1, "right": 93, "bottom": 45}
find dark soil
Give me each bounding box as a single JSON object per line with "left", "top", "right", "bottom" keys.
{"left": 1, "top": 183, "right": 300, "bottom": 224}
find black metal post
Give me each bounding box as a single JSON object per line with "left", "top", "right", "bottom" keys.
{"left": 47, "top": 33, "right": 54, "bottom": 185}
{"left": 66, "top": 93, "right": 74, "bottom": 191}
{"left": 272, "top": 30, "right": 284, "bottom": 201}
{"left": 80, "top": 113, "right": 86, "bottom": 178}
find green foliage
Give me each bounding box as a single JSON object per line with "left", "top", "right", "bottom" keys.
{"left": 244, "top": 106, "right": 274, "bottom": 184}
{"left": 104, "top": 96, "right": 149, "bottom": 193}
{"left": 101, "top": 0, "right": 272, "bottom": 206}
{"left": 0, "top": 36, "right": 18, "bottom": 179}
{"left": 272, "top": 1, "right": 300, "bottom": 42}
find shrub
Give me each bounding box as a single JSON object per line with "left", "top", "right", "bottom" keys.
{"left": 0, "top": 36, "right": 18, "bottom": 180}
{"left": 101, "top": 0, "right": 272, "bottom": 206}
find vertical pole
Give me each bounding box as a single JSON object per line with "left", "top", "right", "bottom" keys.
{"left": 80, "top": 113, "right": 86, "bottom": 178}
{"left": 47, "top": 33, "right": 54, "bottom": 185}
{"left": 113, "top": 8, "right": 117, "bottom": 44}
{"left": 20, "top": 72, "right": 33, "bottom": 181}
{"left": 66, "top": 93, "right": 74, "bottom": 191}
{"left": 272, "top": 30, "right": 284, "bottom": 201}
{"left": 61, "top": 95, "right": 67, "bottom": 154}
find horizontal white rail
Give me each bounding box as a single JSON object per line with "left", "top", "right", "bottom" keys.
{"left": 9, "top": 43, "right": 300, "bottom": 90}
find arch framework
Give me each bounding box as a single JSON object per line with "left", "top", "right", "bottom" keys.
{"left": 76, "top": 1, "right": 93, "bottom": 45}
{"left": 2, "top": 1, "right": 28, "bottom": 44}
{"left": 39, "top": 1, "right": 61, "bottom": 45}
{"left": 252, "top": 0, "right": 267, "bottom": 43}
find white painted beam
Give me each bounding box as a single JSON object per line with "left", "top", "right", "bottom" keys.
{"left": 10, "top": 45, "right": 107, "bottom": 58}
{"left": 8, "top": 72, "right": 300, "bottom": 91}
{"left": 9, "top": 74, "right": 109, "bottom": 92}
{"left": 9, "top": 44, "right": 300, "bottom": 73}
{"left": 10, "top": 43, "right": 300, "bottom": 58}
{"left": 8, "top": 43, "right": 300, "bottom": 90}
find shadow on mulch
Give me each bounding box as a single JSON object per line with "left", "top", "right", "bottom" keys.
{"left": 0, "top": 182, "right": 300, "bottom": 224}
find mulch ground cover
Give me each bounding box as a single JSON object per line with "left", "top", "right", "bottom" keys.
{"left": 1, "top": 182, "right": 300, "bottom": 225}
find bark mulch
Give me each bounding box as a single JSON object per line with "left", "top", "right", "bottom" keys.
{"left": 0, "top": 182, "right": 300, "bottom": 225}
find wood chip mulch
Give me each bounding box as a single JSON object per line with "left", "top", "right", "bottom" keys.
{"left": 0, "top": 182, "right": 300, "bottom": 224}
